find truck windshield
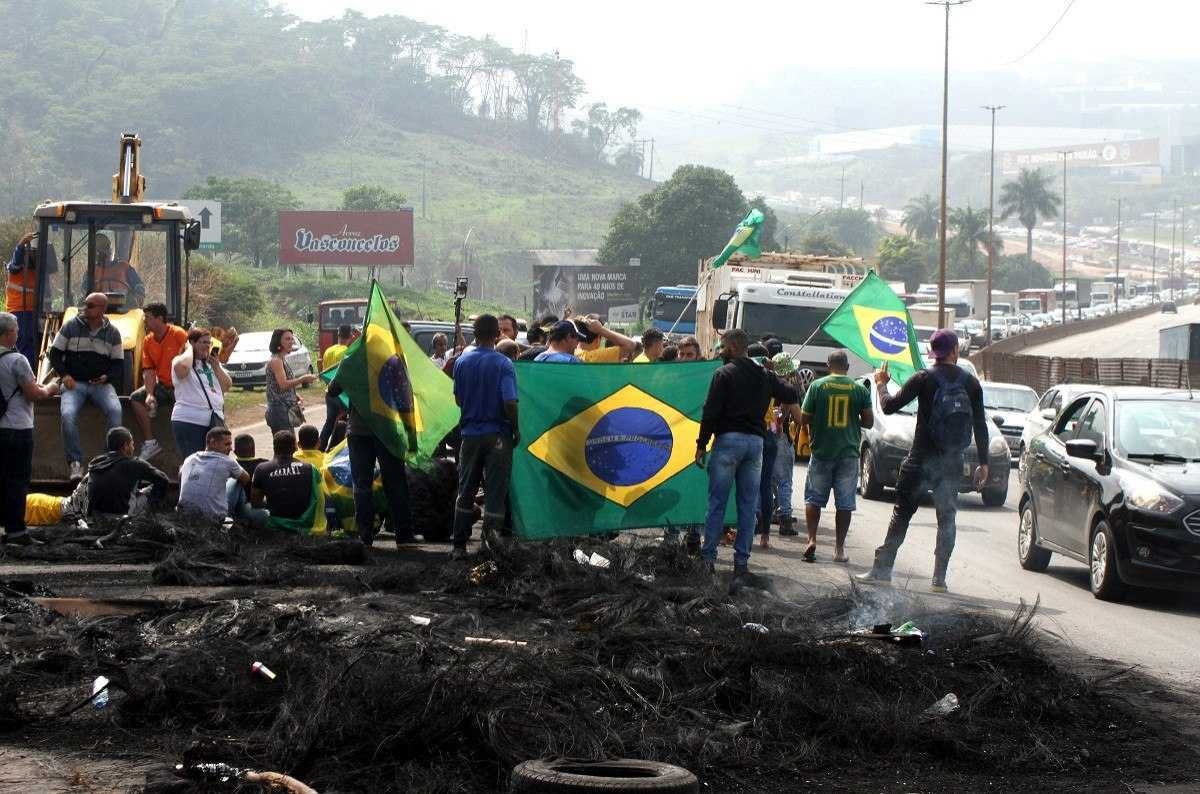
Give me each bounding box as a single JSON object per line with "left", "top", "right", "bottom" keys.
{"left": 652, "top": 294, "right": 696, "bottom": 324}
{"left": 739, "top": 301, "right": 839, "bottom": 347}
{"left": 40, "top": 219, "right": 172, "bottom": 314}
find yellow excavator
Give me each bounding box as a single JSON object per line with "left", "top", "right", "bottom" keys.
{"left": 28, "top": 133, "right": 202, "bottom": 484}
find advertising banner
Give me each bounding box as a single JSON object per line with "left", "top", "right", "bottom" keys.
{"left": 533, "top": 265, "right": 640, "bottom": 320}
{"left": 1001, "top": 138, "right": 1159, "bottom": 175}
{"left": 279, "top": 210, "right": 414, "bottom": 266}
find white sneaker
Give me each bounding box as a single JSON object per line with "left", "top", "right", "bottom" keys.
{"left": 139, "top": 439, "right": 163, "bottom": 460}
{"left": 68, "top": 461, "right": 83, "bottom": 481}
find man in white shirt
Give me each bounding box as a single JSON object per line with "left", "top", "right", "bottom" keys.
{"left": 178, "top": 426, "right": 265, "bottom": 526}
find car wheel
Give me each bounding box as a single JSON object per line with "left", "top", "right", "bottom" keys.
{"left": 1018, "top": 501, "right": 1052, "bottom": 571}
{"left": 859, "top": 447, "right": 883, "bottom": 500}
{"left": 1089, "top": 520, "right": 1126, "bottom": 601}
{"left": 981, "top": 482, "right": 1008, "bottom": 507}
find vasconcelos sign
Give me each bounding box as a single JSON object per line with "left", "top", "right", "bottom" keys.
{"left": 278, "top": 210, "right": 414, "bottom": 266}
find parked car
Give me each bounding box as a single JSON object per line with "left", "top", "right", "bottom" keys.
{"left": 224, "top": 331, "right": 314, "bottom": 390}
{"left": 982, "top": 382, "right": 1039, "bottom": 460}
{"left": 1018, "top": 383, "right": 1096, "bottom": 467}
{"left": 856, "top": 375, "right": 1012, "bottom": 507}
{"left": 406, "top": 321, "right": 476, "bottom": 358}
{"left": 1018, "top": 387, "right": 1200, "bottom": 599}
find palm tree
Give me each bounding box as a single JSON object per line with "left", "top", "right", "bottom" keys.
{"left": 901, "top": 194, "right": 939, "bottom": 240}
{"left": 949, "top": 205, "right": 1002, "bottom": 277}
{"left": 998, "top": 168, "right": 1061, "bottom": 261}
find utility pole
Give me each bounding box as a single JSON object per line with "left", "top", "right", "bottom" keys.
{"left": 420, "top": 160, "right": 427, "bottom": 220}
{"left": 1114, "top": 196, "right": 1121, "bottom": 312}
{"left": 859, "top": 179, "right": 864, "bottom": 210}
{"left": 1170, "top": 200, "right": 1178, "bottom": 301}
{"left": 839, "top": 164, "right": 847, "bottom": 209}
{"left": 1059, "top": 150, "right": 1070, "bottom": 327}
{"left": 928, "top": 0, "right": 972, "bottom": 326}
{"left": 634, "top": 138, "right": 651, "bottom": 178}
{"left": 1151, "top": 210, "right": 1158, "bottom": 301}
{"left": 982, "top": 104, "right": 1004, "bottom": 346}
{"left": 1183, "top": 204, "right": 1188, "bottom": 290}
{"left": 648, "top": 138, "right": 655, "bottom": 182}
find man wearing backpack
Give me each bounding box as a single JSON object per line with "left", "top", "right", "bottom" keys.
{"left": 857, "top": 329, "right": 989, "bottom": 593}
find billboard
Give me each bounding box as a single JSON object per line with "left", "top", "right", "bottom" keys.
{"left": 278, "top": 210, "right": 414, "bottom": 266}
{"left": 1000, "top": 138, "right": 1159, "bottom": 175}
{"left": 533, "top": 265, "right": 640, "bottom": 321}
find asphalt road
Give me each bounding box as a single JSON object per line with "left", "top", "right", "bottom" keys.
{"left": 745, "top": 463, "right": 1200, "bottom": 692}
{"left": 1023, "top": 300, "right": 1200, "bottom": 358}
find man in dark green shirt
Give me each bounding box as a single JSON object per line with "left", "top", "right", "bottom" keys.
{"left": 798, "top": 350, "right": 873, "bottom": 563}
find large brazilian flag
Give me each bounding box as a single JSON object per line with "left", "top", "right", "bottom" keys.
{"left": 820, "top": 271, "right": 927, "bottom": 384}
{"left": 512, "top": 360, "right": 728, "bottom": 540}
{"left": 331, "top": 281, "right": 460, "bottom": 461}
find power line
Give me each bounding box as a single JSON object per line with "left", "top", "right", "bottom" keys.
{"left": 1003, "top": 0, "right": 1078, "bottom": 66}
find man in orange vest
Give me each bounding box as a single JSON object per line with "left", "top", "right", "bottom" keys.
{"left": 85, "top": 234, "right": 145, "bottom": 308}
{"left": 6, "top": 232, "right": 38, "bottom": 366}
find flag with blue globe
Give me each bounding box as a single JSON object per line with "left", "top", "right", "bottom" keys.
{"left": 820, "top": 272, "right": 926, "bottom": 384}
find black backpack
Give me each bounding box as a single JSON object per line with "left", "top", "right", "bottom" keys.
{"left": 929, "top": 367, "right": 973, "bottom": 452}
{"left": 0, "top": 350, "right": 20, "bottom": 421}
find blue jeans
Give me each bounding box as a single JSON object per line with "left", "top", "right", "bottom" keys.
{"left": 226, "top": 478, "right": 269, "bottom": 528}
{"left": 347, "top": 433, "right": 412, "bottom": 544}
{"left": 318, "top": 390, "right": 344, "bottom": 451}
{"left": 171, "top": 420, "right": 211, "bottom": 462}
{"left": 15, "top": 310, "right": 36, "bottom": 368}
{"left": 772, "top": 434, "right": 794, "bottom": 518}
{"left": 60, "top": 381, "right": 123, "bottom": 463}
{"left": 871, "top": 452, "right": 963, "bottom": 581}
{"left": 702, "top": 432, "right": 763, "bottom": 569}
{"left": 804, "top": 455, "right": 859, "bottom": 511}
{"left": 757, "top": 430, "right": 778, "bottom": 534}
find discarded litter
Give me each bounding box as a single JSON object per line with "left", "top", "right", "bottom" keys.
{"left": 573, "top": 549, "right": 589, "bottom": 565}
{"left": 923, "top": 692, "right": 960, "bottom": 719}
{"left": 464, "top": 636, "right": 529, "bottom": 650}
{"left": 250, "top": 661, "right": 277, "bottom": 681}
{"left": 408, "top": 615, "right": 432, "bottom": 626}
{"left": 469, "top": 561, "right": 497, "bottom": 585}
{"left": 742, "top": 622, "right": 769, "bottom": 634}
{"left": 894, "top": 620, "right": 925, "bottom": 638}
{"left": 92, "top": 676, "right": 110, "bottom": 710}
{"left": 855, "top": 623, "right": 924, "bottom": 647}
{"left": 573, "top": 549, "right": 611, "bottom": 569}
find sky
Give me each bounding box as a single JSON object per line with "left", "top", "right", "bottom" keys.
{"left": 277, "top": 0, "right": 1198, "bottom": 108}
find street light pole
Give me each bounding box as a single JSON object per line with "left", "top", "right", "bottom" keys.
{"left": 1114, "top": 195, "right": 1121, "bottom": 312}
{"left": 1151, "top": 210, "right": 1158, "bottom": 301}
{"left": 839, "top": 164, "right": 847, "bottom": 209}
{"left": 928, "top": 0, "right": 972, "bottom": 327}
{"left": 1170, "top": 200, "right": 1178, "bottom": 301}
{"left": 982, "top": 104, "right": 1004, "bottom": 347}
{"left": 1059, "top": 150, "right": 1070, "bottom": 327}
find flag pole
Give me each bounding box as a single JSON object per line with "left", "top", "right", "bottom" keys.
{"left": 666, "top": 266, "right": 715, "bottom": 336}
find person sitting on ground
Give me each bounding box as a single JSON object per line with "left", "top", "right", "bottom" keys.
{"left": 533, "top": 320, "right": 582, "bottom": 363}
{"left": 87, "top": 427, "right": 170, "bottom": 518}
{"left": 233, "top": 433, "right": 266, "bottom": 501}
{"left": 495, "top": 338, "right": 520, "bottom": 361}
{"left": 294, "top": 424, "right": 322, "bottom": 466}
{"left": 252, "top": 430, "right": 326, "bottom": 534}
{"left": 634, "top": 328, "right": 667, "bottom": 362}
{"left": 574, "top": 315, "right": 636, "bottom": 362}
{"left": 177, "top": 427, "right": 264, "bottom": 526}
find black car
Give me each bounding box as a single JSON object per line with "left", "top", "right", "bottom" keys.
{"left": 1018, "top": 387, "right": 1200, "bottom": 600}
{"left": 856, "top": 376, "right": 1013, "bottom": 507}
{"left": 1161, "top": 301, "right": 1178, "bottom": 314}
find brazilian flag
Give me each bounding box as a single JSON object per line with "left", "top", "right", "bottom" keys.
{"left": 710, "top": 208, "right": 764, "bottom": 268}
{"left": 820, "top": 271, "right": 926, "bottom": 384}
{"left": 331, "top": 281, "right": 460, "bottom": 461}
{"left": 511, "top": 360, "right": 731, "bottom": 539}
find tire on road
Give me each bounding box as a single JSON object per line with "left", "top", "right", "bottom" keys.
{"left": 1018, "top": 500, "right": 1052, "bottom": 571}
{"left": 858, "top": 447, "right": 884, "bottom": 500}
{"left": 510, "top": 759, "right": 699, "bottom": 794}
{"left": 981, "top": 482, "right": 1008, "bottom": 507}
{"left": 1089, "top": 519, "right": 1126, "bottom": 601}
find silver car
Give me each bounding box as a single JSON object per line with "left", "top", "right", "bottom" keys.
{"left": 981, "top": 382, "right": 1039, "bottom": 461}
{"left": 223, "top": 331, "right": 314, "bottom": 390}
{"left": 1018, "top": 383, "right": 1097, "bottom": 467}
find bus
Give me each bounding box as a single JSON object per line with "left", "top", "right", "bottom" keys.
{"left": 651, "top": 285, "right": 698, "bottom": 336}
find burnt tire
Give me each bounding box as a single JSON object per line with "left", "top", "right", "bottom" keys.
{"left": 510, "top": 759, "right": 699, "bottom": 794}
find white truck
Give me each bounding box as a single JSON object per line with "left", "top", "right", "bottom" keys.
{"left": 944, "top": 279, "right": 990, "bottom": 319}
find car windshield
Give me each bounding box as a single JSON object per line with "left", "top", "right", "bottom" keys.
{"left": 983, "top": 385, "right": 1038, "bottom": 413}
{"left": 1116, "top": 399, "right": 1200, "bottom": 460}
{"left": 238, "top": 334, "right": 272, "bottom": 352}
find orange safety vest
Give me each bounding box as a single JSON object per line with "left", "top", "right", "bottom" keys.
{"left": 93, "top": 260, "right": 131, "bottom": 294}
{"left": 5, "top": 267, "right": 35, "bottom": 313}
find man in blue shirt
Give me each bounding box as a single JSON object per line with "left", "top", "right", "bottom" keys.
{"left": 532, "top": 320, "right": 582, "bottom": 363}
{"left": 450, "top": 314, "right": 519, "bottom": 559}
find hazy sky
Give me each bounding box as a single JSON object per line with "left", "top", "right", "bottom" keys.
{"left": 278, "top": 0, "right": 1196, "bottom": 107}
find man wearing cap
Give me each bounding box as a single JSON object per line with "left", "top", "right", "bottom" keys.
{"left": 574, "top": 316, "right": 636, "bottom": 363}
{"left": 533, "top": 321, "right": 583, "bottom": 363}
{"left": 798, "top": 350, "right": 873, "bottom": 562}
{"left": 857, "top": 329, "right": 989, "bottom": 593}
{"left": 769, "top": 352, "right": 803, "bottom": 539}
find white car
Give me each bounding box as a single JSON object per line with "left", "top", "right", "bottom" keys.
{"left": 223, "top": 331, "right": 314, "bottom": 390}
{"left": 1017, "top": 383, "right": 1097, "bottom": 467}
{"left": 981, "top": 382, "right": 1039, "bottom": 460}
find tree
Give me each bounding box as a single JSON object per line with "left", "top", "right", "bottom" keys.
{"left": 901, "top": 194, "right": 939, "bottom": 240}
{"left": 747, "top": 196, "right": 781, "bottom": 252}
{"left": 999, "top": 168, "right": 1061, "bottom": 261}
{"left": 994, "top": 254, "right": 1053, "bottom": 291}
{"left": 571, "top": 103, "right": 641, "bottom": 162}
{"left": 948, "top": 205, "right": 1002, "bottom": 278}
{"left": 613, "top": 145, "right": 643, "bottom": 175}
{"left": 341, "top": 185, "right": 409, "bottom": 211}
{"left": 185, "top": 177, "right": 300, "bottom": 267}
{"left": 806, "top": 209, "right": 878, "bottom": 255}
{"left": 598, "top": 165, "right": 746, "bottom": 297}
{"left": 877, "top": 234, "right": 929, "bottom": 292}
{"left": 798, "top": 231, "right": 849, "bottom": 257}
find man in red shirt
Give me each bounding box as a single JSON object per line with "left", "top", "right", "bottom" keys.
{"left": 131, "top": 303, "right": 188, "bottom": 460}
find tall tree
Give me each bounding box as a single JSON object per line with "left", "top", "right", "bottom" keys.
{"left": 901, "top": 194, "right": 939, "bottom": 240}
{"left": 571, "top": 103, "right": 642, "bottom": 162}
{"left": 806, "top": 209, "right": 878, "bottom": 255}
{"left": 798, "top": 231, "right": 849, "bottom": 257}
{"left": 341, "top": 185, "right": 409, "bottom": 211}
{"left": 877, "top": 234, "right": 929, "bottom": 292}
{"left": 185, "top": 177, "right": 300, "bottom": 267}
{"left": 948, "top": 205, "right": 1002, "bottom": 278}
{"left": 999, "top": 168, "right": 1061, "bottom": 261}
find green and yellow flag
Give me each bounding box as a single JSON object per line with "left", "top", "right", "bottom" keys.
{"left": 821, "top": 271, "right": 926, "bottom": 384}
{"left": 331, "top": 281, "right": 460, "bottom": 461}
{"left": 511, "top": 360, "right": 732, "bottom": 539}
{"left": 710, "top": 208, "right": 764, "bottom": 268}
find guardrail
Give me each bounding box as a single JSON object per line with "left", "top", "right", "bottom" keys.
{"left": 972, "top": 301, "right": 1166, "bottom": 359}
{"left": 974, "top": 352, "right": 1194, "bottom": 393}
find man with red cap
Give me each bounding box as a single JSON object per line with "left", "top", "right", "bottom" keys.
{"left": 857, "top": 329, "right": 989, "bottom": 592}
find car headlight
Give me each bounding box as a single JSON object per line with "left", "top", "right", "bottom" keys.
{"left": 1122, "top": 473, "right": 1185, "bottom": 514}
{"left": 989, "top": 437, "right": 1009, "bottom": 457}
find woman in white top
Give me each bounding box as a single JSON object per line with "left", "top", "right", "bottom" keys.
{"left": 170, "top": 327, "right": 231, "bottom": 460}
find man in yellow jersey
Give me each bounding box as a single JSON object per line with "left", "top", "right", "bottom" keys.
{"left": 574, "top": 315, "right": 636, "bottom": 363}
{"left": 318, "top": 325, "right": 353, "bottom": 451}
{"left": 633, "top": 327, "right": 666, "bottom": 363}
